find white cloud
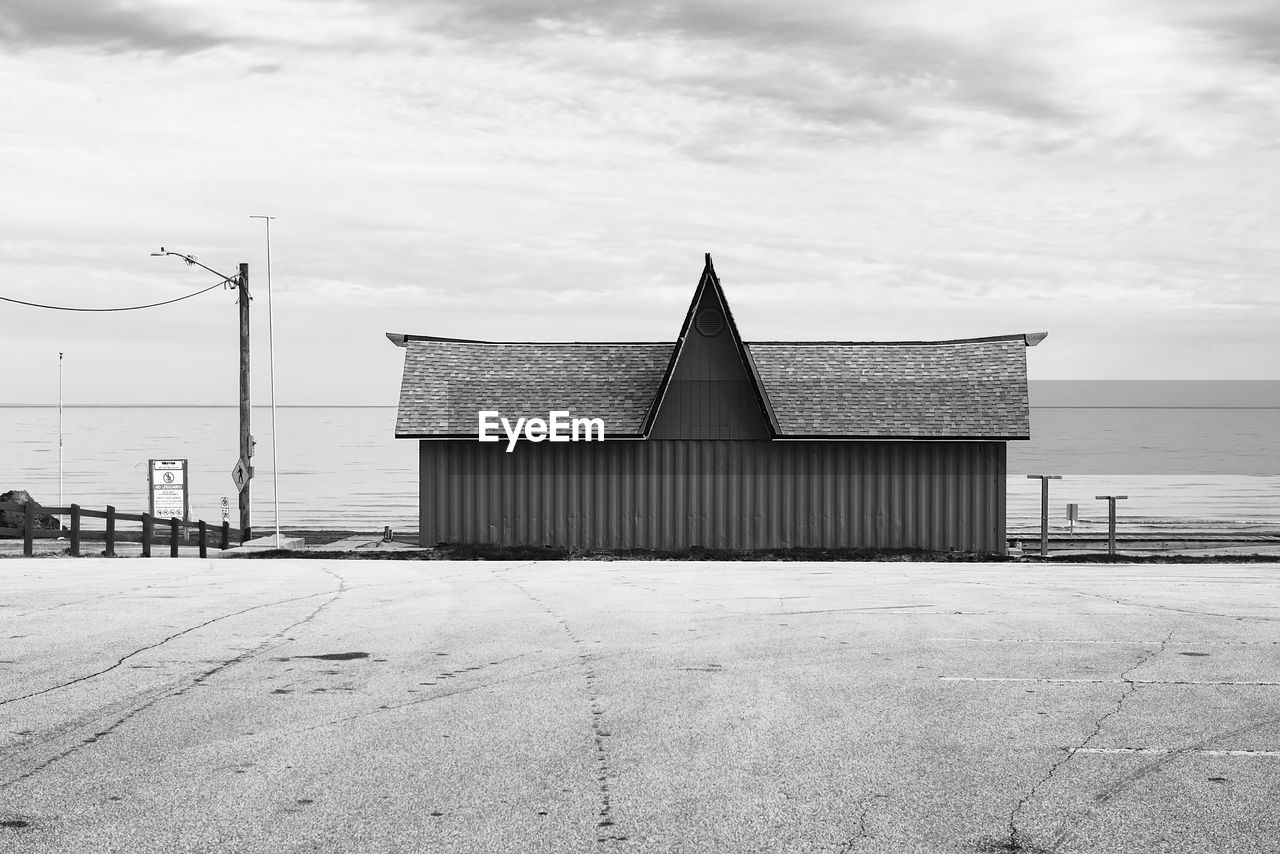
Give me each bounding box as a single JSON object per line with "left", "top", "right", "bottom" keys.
{"left": 0, "top": 0, "right": 1277, "bottom": 403}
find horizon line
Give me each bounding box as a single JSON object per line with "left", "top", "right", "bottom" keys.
{"left": 3, "top": 404, "right": 1280, "bottom": 411}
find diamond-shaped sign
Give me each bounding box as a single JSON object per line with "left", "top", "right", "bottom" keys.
{"left": 231, "top": 458, "right": 253, "bottom": 492}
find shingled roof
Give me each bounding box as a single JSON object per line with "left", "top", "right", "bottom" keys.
{"left": 390, "top": 257, "right": 1042, "bottom": 441}
{"left": 392, "top": 339, "right": 671, "bottom": 437}
{"left": 747, "top": 338, "right": 1030, "bottom": 438}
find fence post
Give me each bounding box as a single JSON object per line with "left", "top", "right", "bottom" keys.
{"left": 170, "top": 518, "right": 180, "bottom": 557}
{"left": 221, "top": 520, "right": 230, "bottom": 550}
{"left": 142, "top": 513, "right": 153, "bottom": 558}
{"left": 70, "top": 504, "right": 80, "bottom": 556}
{"left": 198, "top": 520, "right": 207, "bottom": 559}
{"left": 105, "top": 505, "right": 116, "bottom": 557}
{"left": 23, "top": 500, "right": 34, "bottom": 557}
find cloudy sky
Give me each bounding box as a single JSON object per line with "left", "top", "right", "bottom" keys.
{"left": 2, "top": 0, "right": 1278, "bottom": 405}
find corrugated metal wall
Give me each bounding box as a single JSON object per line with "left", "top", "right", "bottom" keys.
{"left": 419, "top": 440, "right": 1006, "bottom": 552}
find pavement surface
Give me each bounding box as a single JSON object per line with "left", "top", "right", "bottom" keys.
{"left": 1, "top": 560, "right": 1278, "bottom": 853}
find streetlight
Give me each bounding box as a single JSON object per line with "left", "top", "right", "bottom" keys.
{"left": 250, "top": 215, "right": 281, "bottom": 549}
{"left": 150, "top": 248, "right": 254, "bottom": 542}
{"left": 58, "top": 352, "right": 63, "bottom": 527}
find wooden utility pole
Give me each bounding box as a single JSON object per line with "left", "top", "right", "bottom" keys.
{"left": 151, "top": 249, "right": 253, "bottom": 541}
{"left": 238, "top": 262, "right": 253, "bottom": 542}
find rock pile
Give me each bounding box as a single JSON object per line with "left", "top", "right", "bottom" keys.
{"left": 0, "top": 490, "right": 62, "bottom": 536}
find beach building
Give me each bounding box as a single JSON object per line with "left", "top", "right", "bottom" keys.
{"left": 388, "top": 255, "right": 1044, "bottom": 553}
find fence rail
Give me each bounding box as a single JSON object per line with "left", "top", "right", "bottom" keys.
{"left": 0, "top": 501, "right": 239, "bottom": 558}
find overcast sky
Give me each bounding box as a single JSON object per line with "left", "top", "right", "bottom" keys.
{"left": 2, "top": 0, "right": 1278, "bottom": 405}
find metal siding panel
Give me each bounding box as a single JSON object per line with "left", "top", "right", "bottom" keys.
{"left": 747, "top": 444, "right": 760, "bottom": 549}
{"left": 487, "top": 444, "right": 500, "bottom": 543}
{"left": 806, "top": 445, "right": 818, "bottom": 547}
{"left": 664, "top": 442, "right": 676, "bottom": 548}
{"left": 776, "top": 445, "right": 789, "bottom": 546}
{"left": 420, "top": 441, "right": 429, "bottom": 543}
{"left": 994, "top": 443, "right": 1007, "bottom": 553}
{"left": 862, "top": 447, "right": 873, "bottom": 548}
{"left": 835, "top": 445, "right": 849, "bottom": 547}
{"left": 825, "top": 444, "right": 838, "bottom": 548}
{"left": 501, "top": 452, "right": 514, "bottom": 544}
{"left": 580, "top": 448, "right": 594, "bottom": 548}
{"left": 946, "top": 445, "right": 960, "bottom": 549}
{"left": 904, "top": 446, "right": 920, "bottom": 548}
{"left": 966, "top": 445, "right": 978, "bottom": 551}
{"left": 416, "top": 439, "right": 1006, "bottom": 553}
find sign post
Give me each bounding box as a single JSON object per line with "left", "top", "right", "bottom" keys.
{"left": 149, "top": 459, "right": 189, "bottom": 539}
{"left": 1026, "top": 474, "right": 1062, "bottom": 557}
{"left": 1095, "top": 495, "right": 1128, "bottom": 557}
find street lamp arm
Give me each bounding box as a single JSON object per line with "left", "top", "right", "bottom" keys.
{"left": 151, "top": 246, "right": 254, "bottom": 541}
{"left": 150, "top": 249, "right": 243, "bottom": 288}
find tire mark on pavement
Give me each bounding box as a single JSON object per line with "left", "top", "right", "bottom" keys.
{"left": 1003, "top": 631, "right": 1173, "bottom": 853}
{"left": 10, "top": 569, "right": 216, "bottom": 618}
{"left": 1048, "top": 711, "right": 1280, "bottom": 852}
{"left": 614, "top": 574, "right": 731, "bottom": 615}
{"left": 1041, "top": 584, "right": 1279, "bottom": 623}
{"left": 937, "top": 637, "right": 1280, "bottom": 646}
{"left": 0, "top": 567, "right": 347, "bottom": 789}
{"left": 496, "top": 568, "right": 626, "bottom": 845}
{"left": 0, "top": 572, "right": 344, "bottom": 708}
{"left": 297, "top": 656, "right": 569, "bottom": 733}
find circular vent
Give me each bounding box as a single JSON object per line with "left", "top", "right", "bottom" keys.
{"left": 695, "top": 308, "right": 724, "bottom": 337}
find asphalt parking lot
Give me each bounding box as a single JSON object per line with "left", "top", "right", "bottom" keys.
{"left": 2, "top": 559, "right": 1278, "bottom": 853}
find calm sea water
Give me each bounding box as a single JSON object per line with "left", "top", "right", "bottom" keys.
{"left": 2, "top": 406, "right": 1278, "bottom": 534}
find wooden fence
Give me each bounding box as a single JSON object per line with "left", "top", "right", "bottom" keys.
{"left": 0, "top": 501, "right": 240, "bottom": 558}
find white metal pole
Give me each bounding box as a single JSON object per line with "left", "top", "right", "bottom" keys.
{"left": 58, "top": 352, "right": 63, "bottom": 520}
{"left": 251, "top": 215, "right": 281, "bottom": 548}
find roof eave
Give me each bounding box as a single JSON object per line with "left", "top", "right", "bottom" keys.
{"left": 774, "top": 434, "right": 1029, "bottom": 441}
{"left": 394, "top": 433, "right": 649, "bottom": 440}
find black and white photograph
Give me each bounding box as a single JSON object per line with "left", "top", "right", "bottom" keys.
{"left": 2, "top": 1, "right": 1279, "bottom": 851}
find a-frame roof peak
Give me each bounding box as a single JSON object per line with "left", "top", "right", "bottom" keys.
{"left": 640, "top": 253, "right": 780, "bottom": 437}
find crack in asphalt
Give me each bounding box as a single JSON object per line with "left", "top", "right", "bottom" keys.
{"left": 1005, "top": 631, "right": 1173, "bottom": 853}
{"left": 836, "top": 794, "right": 886, "bottom": 852}
{"left": 0, "top": 567, "right": 347, "bottom": 789}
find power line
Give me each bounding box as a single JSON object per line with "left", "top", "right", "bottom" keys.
{"left": 0, "top": 278, "right": 232, "bottom": 312}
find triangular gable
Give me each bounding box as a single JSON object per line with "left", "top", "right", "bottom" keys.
{"left": 643, "top": 254, "right": 779, "bottom": 439}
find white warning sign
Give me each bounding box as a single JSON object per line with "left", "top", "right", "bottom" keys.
{"left": 150, "top": 459, "right": 188, "bottom": 521}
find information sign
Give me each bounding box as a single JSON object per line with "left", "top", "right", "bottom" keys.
{"left": 149, "top": 459, "right": 189, "bottom": 522}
